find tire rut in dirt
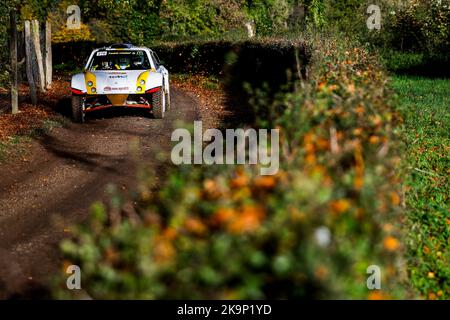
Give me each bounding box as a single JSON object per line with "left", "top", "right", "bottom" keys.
{"left": 0, "top": 88, "right": 199, "bottom": 298}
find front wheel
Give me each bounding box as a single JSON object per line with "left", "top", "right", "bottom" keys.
{"left": 151, "top": 88, "right": 165, "bottom": 119}
{"left": 71, "top": 95, "right": 85, "bottom": 123}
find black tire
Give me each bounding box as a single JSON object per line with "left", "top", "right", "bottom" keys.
{"left": 71, "top": 95, "right": 85, "bottom": 123}
{"left": 151, "top": 89, "right": 164, "bottom": 119}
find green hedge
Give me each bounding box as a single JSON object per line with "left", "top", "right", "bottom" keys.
{"left": 55, "top": 39, "right": 310, "bottom": 122}
{"left": 54, "top": 39, "right": 309, "bottom": 82}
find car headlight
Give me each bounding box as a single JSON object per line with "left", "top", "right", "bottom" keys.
{"left": 87, "top": 81, "right": 93, "bottom": 87}
{"left": 140, "top": 79, "right": 145, "bottom": 85}
{"left": 91, "top": 87, "right": 96, "bottom": 93}
{"left": 137, "top": 86, "right": 142, "bottom": 92}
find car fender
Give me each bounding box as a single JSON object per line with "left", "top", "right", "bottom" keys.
{"left": 71, "top": 73, "right": 87, "bottom": 93}
{"left": 146, "top": 72, "right": 164, "bottom": 91}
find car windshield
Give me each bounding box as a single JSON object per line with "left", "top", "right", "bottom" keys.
{"left": 88, "top": 50, "right": 151, "bottom": 71}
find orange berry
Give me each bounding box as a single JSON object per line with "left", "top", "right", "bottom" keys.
{"left": 203, "top": 179, "right": 217, "bottom": 191}
{"left": 316, "top": 137, "right": 329, "bottom": 150}
{"left": 390, "top": 192, "right": 401, "bottom": 206}
{"left": 355, "top": 106, "right": 365, "bottom": 115}
{"left": 162, "top": 227, "right": 177, "bottom": 240}
{"left": 330, "top": 199, "right": 351, "bottom": 214}
{"left": 383, "top": 236, "right": 400, "bottom": 252}
{"left": 184, "top": 217, "right": 207, "bottom": 235}
{"left": 347, "top": 83, "right": 355, "bottom": 94}
{"left": 303, "top": 132, "right": 315, "bottom": 144}
{"left": 353, "top": 128, "right": 363, "bottom": 135}
{"left": 370, "top": 115, "right": 382, "bottom": 126}
{"left": 354, "top": 176, "right": 364, "bottom": 190}
{"left": 317, "top": 82, "right": 326, "bottom": 90}
{"left": 369, "top": 135, "right": 380, "bottom": 144}
{"left": 230, "top": 170, "right": 248, "bottom": 188}
{"left": 304, "top": 142, "right": 315, "bottom": 153}
{"left": 253, "top": 176, "right": 276, "bottom": 189}
{"left": 154, "top": 238, "right": 175, "bottom": 263}
{"left": 227, "top": 205, "right": 265, "bottom": 234}
{"left": 368, "top": 291, "right": 386, "bottom": 300}
{"left": 211, "top": 207, "right": 236, "bottom": 226}
{"left": 305, "top": 154, "right": 316, "bottom": 165}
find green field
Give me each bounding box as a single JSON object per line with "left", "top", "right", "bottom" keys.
{"left": 391, "top": 76, "right": 449, "bottom": 299}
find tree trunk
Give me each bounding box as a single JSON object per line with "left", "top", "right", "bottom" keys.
{"left": 10, "top": 11, "right": 19, "bottom": 114}
{"left": 44, "top": 20, "right": 52, "bottom": 89}
{"left": 31, "top": 20, "right": 46, "bottom": 92}
{"left": 24, "top": 20, "right": 37, "bottom": 105}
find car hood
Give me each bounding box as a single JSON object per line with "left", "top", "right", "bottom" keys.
{"left": 71, "top": 70, "right": 163, "bottom": 95}
{"left": 87, "top": 70, "right": 145, "bottom": 94}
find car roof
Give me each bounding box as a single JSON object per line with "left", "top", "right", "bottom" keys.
{"left": 85, "top": 44, "right": 157, "bottom": 70}
{"left": 93, "top": 43, "right": 153, "bottom": 52}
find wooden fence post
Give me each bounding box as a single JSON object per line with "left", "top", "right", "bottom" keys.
{"left": 31, "top": 20, "right": 46, "bottom": 92}
{"left": 45, "top": 20, "right": 52, "bottom": 89}
{"left": 24, "top": 20, "right": 37, "bottom": 105}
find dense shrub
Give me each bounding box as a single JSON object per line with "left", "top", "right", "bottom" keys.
{"left": 381, "top": 0, "right": 450, "bottom": 75}
{"left": 53, "top": 35, "right": 408, "bottom": 299}
{"left": 245, "top": 0, "right": 292, "bottom": 35}
{"left": 160, "top": 0, "right": 247, "bottom": 38}
{"left": 0, "top": 6, "right": 10, "bottom": 87}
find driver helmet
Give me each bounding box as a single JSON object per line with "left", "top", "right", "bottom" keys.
{"left": 132, "top": 56, "right": 145, "bottom": 68}
{"left": 117, "top": 57, "right": 130, "bottom": 70}
{"left": 101, "top": 61, "right": 111, "bottom": 70}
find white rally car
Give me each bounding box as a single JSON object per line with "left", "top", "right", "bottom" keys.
{"left": 70, "top": 43, "right": 170, "bottom": 122}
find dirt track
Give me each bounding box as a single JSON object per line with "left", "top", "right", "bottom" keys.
{"left": 0, "top": 88, "right": 199, "bottom": 298}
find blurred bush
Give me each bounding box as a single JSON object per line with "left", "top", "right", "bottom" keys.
{"left": 53, "top": 35, "right": 409, "bottom": 299}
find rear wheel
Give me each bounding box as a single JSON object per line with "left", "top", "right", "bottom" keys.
{"left": 71, "top": 95, "right": 85, "bottom": 123}
{"left": 151, "top": 88, "right": 165, "bottom": 119}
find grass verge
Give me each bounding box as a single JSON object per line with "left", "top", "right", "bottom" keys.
{"left": 391, "top": 75, "right": 449, "bottom": 299}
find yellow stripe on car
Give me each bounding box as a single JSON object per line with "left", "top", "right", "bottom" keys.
{"left": 84, "top": 71, "right": 97, "bottom": 95}
{"left": 136, "top": 71, "right": 150, "bottom": 93}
